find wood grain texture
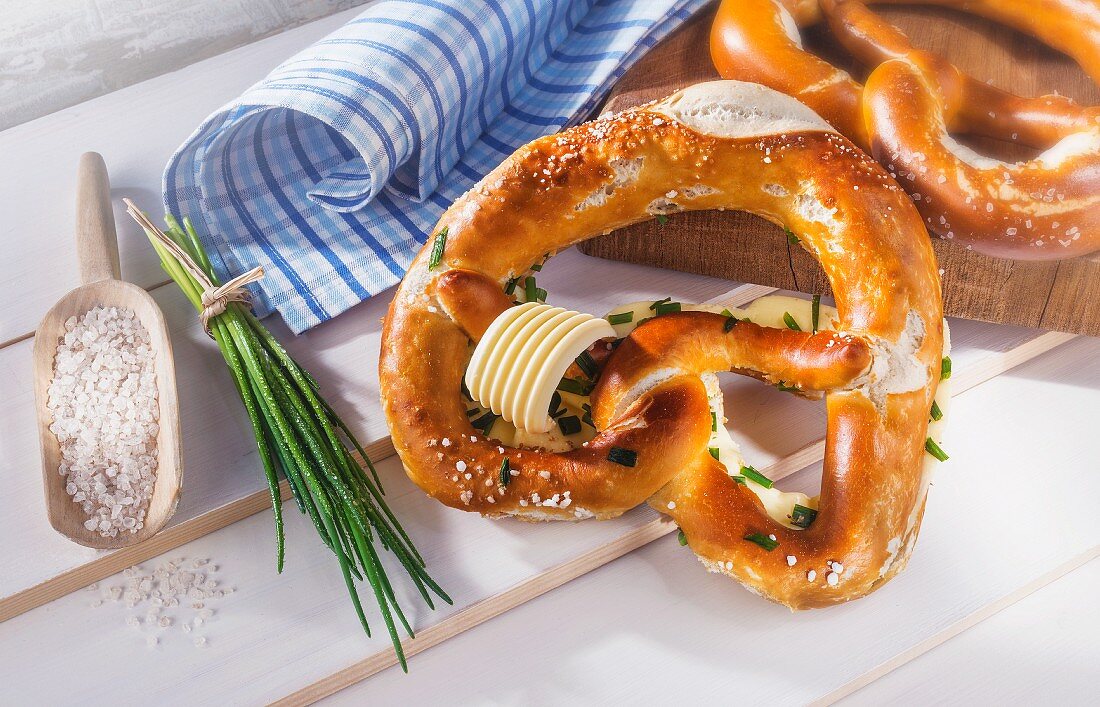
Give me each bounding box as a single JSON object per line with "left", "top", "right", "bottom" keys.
{"left": 840, "top": 556, "right": 1100, "bottom": 705}
{"left": 820, "top": 547, "right": 1100, "bottom": 705}
{"left": 577, "top": 6, "right": 1100, "bottom": 336}
{"left": 0, "top": 0, "right": 374, "bottom": 131}
{"left": 31, "top": 153, "right": 183, "bottom": 550}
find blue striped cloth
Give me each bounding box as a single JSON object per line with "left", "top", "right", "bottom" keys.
{"left": 164, "top": 0, "right": 707, "bottom": 333}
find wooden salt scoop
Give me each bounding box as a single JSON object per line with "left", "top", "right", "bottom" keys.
{"left": 32, "top": 152, "right": 182, "bottom": 550}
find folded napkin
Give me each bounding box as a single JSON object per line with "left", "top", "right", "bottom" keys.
{"left": 164, "top": 0, "right": 708, "bottom": 333}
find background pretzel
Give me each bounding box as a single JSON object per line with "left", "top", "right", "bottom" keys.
{"left": 710, "top": 0, "right": 1100, "bottom": 259}
{"left": 380, "top": 81, "right": 945, "bottom": 608}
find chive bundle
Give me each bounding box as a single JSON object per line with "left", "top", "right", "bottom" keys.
{"left": 129, "top": 207, "right": 449, "bottom": 670}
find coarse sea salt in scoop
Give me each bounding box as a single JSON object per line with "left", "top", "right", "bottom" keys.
{"left": 47, "top": 305, "right": 159, "bottom": 537}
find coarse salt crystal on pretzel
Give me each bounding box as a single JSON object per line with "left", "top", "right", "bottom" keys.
{"left": 379, "top": 80, "right": 945, "bottom": 608}
{"left": 710, "top": 0, "right": 1100, "bottom": 259}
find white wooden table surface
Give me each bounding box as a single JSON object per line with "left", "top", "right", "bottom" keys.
{"left": 1, "top": 7, "right": 1097, "bottom": 705}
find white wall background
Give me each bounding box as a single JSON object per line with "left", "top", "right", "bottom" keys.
{"left": 0, "top": 0, "right": 370, "bottom": 130}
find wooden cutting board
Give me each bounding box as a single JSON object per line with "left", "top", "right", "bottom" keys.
{"left": 578, "top": 5, "right": 1100, "bottom": 336}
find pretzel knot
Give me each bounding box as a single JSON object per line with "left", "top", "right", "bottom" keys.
{"left": 380, "top": 81, "right": 946, "bottom": 609}
{"left": 711, "top": 0, "right": 1100, "bottom": 259}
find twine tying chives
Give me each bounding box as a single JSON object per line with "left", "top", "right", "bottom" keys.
{"left": 125, "top": 201, "right": 264, "bottom": 334}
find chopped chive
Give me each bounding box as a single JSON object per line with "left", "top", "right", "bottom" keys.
{"left": 535, "top": 287, "right": 547, "bottom": 302}
{"left": 783, "top": 312, "right": 801, "bottom": 331}
{"left": 656, "top": 214, "right": 669, "bottom": 225}
{"left": 530, "top": 261, "right": 543, "bottom": 272}
{"left": 785, "top": 228, "right": 799, "bottom": 245}
{"left": 812, "top": 294, "right": 821, "bottom": 333}
{"left": 581, "top": 403, "right": 595, "bottom": 428}
{"left": 471, "top": 411, "right": 499, "bottom": 435}
{"left": 730, "top": 475, "right": 746, "bottom": 485}
{"left": 503, "top": 278, "right": 518, "bottom": 295}
{"left": 466, "top": 408, "right": 479, "bottom": 417}
{"left": 711, "top": 411, "right": 717, "bottom": 432}
{"left": 557, "top": 415, "right": 582, "bottom": 436}
{"left": 575, "top": 351, "right": 598, "bottom": 380}
{"left": 720, "top": 308, "right": 733, "bottom": 318}
{"left": 925, "top": 437, "right": 949, "bottom": 461}
{"left": 708, "top": 447, "right": 721, "bottom": 460}
{"left": 941, "top": 356, "right": 952, "bottom": 380}
{"left": 557, "top": 377, "right": 592, "bottom": 396}
{"left": 677, "top": 528, "right": 688, "bottom": 546}
{"left": 548, "top": 391, "right": 563, "bottom": 418}
{"left": 744, "top": 532, "right": 779, "bottom": 551}
{"left": 649, "top": 297, "right": 671, "bottom": 311}
{"left": 930, "top": 400, "right": 943, "bottom": 421}
{"left": 790, "top": 504, "right": 818, "bottom": 528}
{"left": 740, "top": 465, "right": 774, "bottom": 489}
{"left": 428, "top": 226, "right": 448, "bottom": 269}
{"left": 635, "top": 316, "right": 653, "bottom": 328}
{"left": 655, "top": 301, "right": 682, "bottom": 316}
{"left": 461, "top": 379, "right": 473, "bottom": 401}
{"left": 723, "top": 315, "right": 739, "bottom": 333}
{"left": 499, "top": 458, "right": 511, "bottom": 487}
{"left": 607, "top": 311, "right": 634, "bottom": 325}
{"left": 776, "top": 381, "right": 800, "bottom": 392}
{"left": 607, "top": 446, "right": 638, "bottom": 467}
{"left": 524, "top": 276, "right": 537, "bottom": 304}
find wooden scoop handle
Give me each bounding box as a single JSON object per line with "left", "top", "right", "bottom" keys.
{"left": 76, "top": 152, "right": 121, "bottom": 285}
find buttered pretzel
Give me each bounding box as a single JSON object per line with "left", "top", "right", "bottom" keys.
{"left": 711, "top": 0, "right": 1100, "bottom": 259}
{"left": 380, "top": 81, "right": 946, "bottom": 608}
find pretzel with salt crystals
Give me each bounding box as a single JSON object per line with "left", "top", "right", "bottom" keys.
{"left": 380, "top": 81, "right": 944, "bottom": 608}
{"left": 711, "top": 0, "right": 1100, "bottom": 259}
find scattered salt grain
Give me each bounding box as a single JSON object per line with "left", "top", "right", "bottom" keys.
{"left": 91, "top": 556, "right": 229, "bottom": 649}
{"left": 47, "top": 306, "right": 159, "bottom": 538}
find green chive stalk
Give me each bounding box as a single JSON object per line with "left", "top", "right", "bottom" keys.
{"left": 128, "top": 205, "right": 450, "bottom": 670}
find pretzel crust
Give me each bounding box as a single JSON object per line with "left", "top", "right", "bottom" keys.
{"left": 380, "top": 81, "right": 943, "bottom": 607}
{"left": 710, "top": 0, "right": 1100, "bottom": 259}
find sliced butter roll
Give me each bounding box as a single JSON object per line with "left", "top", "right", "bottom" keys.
{"left": 465, "top": 303, "right": 614, "bottom": 434}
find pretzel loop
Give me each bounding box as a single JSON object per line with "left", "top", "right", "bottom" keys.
{"left": 710, "top": 0, "right": 1100, "bottom": 259}
{"left": 380, "top": 81, "right": 944, "bottom": 608}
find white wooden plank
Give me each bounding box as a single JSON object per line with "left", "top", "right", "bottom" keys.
{"left": 1, "top": 328, "right": 1092, "bottom": 703}
{"left": 0, "top": 7, "right": 364, "bottom": 344}
{"left": 0, "top": 453, "right": 665, "bottom": 705}
{"left": 840, "top": 559, "right": 1100, "bottom": 706}
{"left": 305, "top": 335, "right": 1099, "bottom": 704}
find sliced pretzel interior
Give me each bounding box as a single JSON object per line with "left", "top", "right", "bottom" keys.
{"left": 380, "top": 80, "right": 944, "bottom": 607}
